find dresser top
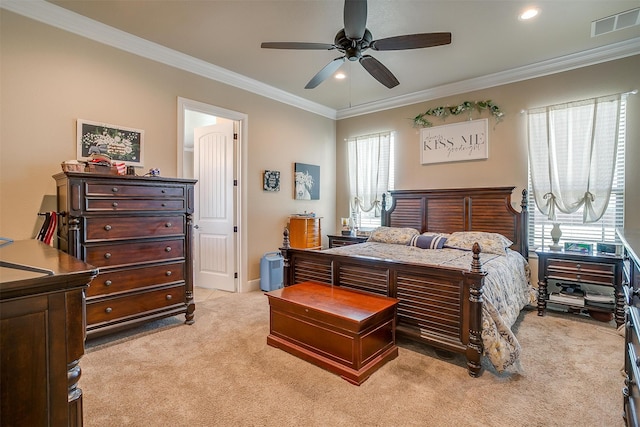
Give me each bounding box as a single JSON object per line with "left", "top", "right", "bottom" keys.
{"left": 53, "top": 171, "right": 197, "bottom": 184}
{"left": 0, "top": 240, "right": 97, "bottom": 297}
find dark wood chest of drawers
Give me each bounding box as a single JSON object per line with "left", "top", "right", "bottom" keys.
{"left": 53, "top": 172, "right": 197, "bottom": 339}
{"left": 620, "top": 230, "right": 640, "bottom": 427}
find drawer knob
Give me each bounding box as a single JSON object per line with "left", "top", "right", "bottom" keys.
{"left": 166, "top": 271, "right": 172, "bottom": 276}
{"left": 111, "top": 187, "right": 119, "bottom": 193}
{"left": 166, "top": 294, "right": 172, "bottom": 300}
{"left": 165, "top": 222, "right": 172, "bottom": 228}
{"left": 104, "top": 252, "right": 112, "bottom": 259}
{"left": 104, "top": 280, "right": 112, "bottom": 286}
{"left": 165, "top": 246, "right": 172, "bottom": 252}
{"left": 576, "top": 275, "right": 581, "bottom": 281}
{"left": 112, "top": 202, "right": 118, "bottom": 208}
{"left": 161, "top": 189, "right": 166, "bottom": 193}
{"left": 105, "top": 307, "right": 112, "bottom": 314}
{"left": 576, "top": 264, "right": 581, "bottom": 269}
{"left": 104, "top": 225, "right": 112, "bottom": 231}
{"left": 162, "top": 203, "right": 167, "bottom": 207}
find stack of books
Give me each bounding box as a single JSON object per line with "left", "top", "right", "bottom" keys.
{"left": 584, "top": 291, "right": 615, "bottom": 310}
{"left": 548, "top": 292, "right": 585, "bottom": 307}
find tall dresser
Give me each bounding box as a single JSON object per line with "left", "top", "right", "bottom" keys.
{"left": 288, "top": 215, "right": 322, "bottom": 249}
{"left": 620, "top": 229, "right": 640, "bottom": 427}
{"left": 53, "top": 172, "right": 197, "bottom": 339}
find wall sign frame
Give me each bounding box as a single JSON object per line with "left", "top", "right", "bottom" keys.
{"left": 77, "top": 119, "right": 144, "bottom": 166}
{"left": 420, "top": 118, "right": 488, "bottom": 165}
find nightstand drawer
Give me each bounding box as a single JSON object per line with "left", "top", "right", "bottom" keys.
{"left": 547, "top": 259, "right": 615, "bottom": 285}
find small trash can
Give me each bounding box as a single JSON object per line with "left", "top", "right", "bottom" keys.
{"left": 260, "top": 251, "right": 284, "bottom": 292}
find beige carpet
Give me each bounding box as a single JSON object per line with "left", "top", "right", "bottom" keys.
{"left": 81, "top": 289, "right": 625, "bottom": 427}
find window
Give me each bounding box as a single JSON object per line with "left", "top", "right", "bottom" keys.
{"left": 347, "top": 132, "right": 395, "bottom": 229}
{"left": 528, "top": 95, "right": 627, "bottom": 248}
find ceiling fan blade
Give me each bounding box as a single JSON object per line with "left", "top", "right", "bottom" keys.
{"left": 261, "top": 42, "right": 336, "bottom": 50}
{"left": 344, "top": 0, "right": 367, "bottom": 40}
{"left": 370, "top": 33, "right": 452, "bottom": 50}
{"left": 305, "top": 57, "right": 346, "bottom": 89}
{"left": 359, "top": 55, "right": 399, "bottom": 88}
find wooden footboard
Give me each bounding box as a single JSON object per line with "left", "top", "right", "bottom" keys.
{"left": 280, "top": 239, "right": 487, "bottom": 377}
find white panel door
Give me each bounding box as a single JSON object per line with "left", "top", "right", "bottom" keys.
{"left": 194, "top": 120, "right": 235, "bottom": 291}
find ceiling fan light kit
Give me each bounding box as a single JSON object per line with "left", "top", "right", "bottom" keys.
{"left": 261, "top": 0, "right": 451, "bottom": 89}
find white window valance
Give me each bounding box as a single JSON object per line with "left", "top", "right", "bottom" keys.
{"left": 527, "top": 94, "right": 621, "bottom": 223}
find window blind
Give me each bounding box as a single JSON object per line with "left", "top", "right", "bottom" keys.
{"left": 528, "top": 96, "right": 627, "bottom": 249}
{"left": 347, "top": 132, "right": 395, "bottom": 229}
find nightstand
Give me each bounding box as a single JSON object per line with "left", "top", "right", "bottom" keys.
{"left": 327, "top": 234, "right": 368, "bottom": 248}
{"left": 536, "top": 247, "right": 624, "bottom": 327}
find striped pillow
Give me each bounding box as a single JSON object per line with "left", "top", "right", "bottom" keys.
{"left": 407, "top": 233, "right": 447, "bottom": 249}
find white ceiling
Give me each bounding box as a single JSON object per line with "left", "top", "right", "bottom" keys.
{"left": 5, "top": 1, "right": 640, "bottom": 118}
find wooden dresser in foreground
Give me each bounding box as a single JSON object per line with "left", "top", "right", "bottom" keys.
{"left": 620, "top": 229, "right": 640, "bottom": 427}
{"left": 53, "top": 172, "right": 197, "bottom": 339}
{"left": 1, "top": 240, "right": 97, "bottom": 426}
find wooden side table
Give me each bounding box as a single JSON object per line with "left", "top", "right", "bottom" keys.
{"left": 535, "top": 247, "right": 624, "bottom": 327}
{"left": 327, "top": 234, "right": 368, "bottom": 248}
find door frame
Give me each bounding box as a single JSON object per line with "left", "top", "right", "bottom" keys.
{"left": 177, "top": 97, "right": 248, "bottom": 292}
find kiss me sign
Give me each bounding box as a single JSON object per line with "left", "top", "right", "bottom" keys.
{"left": 420, "top": 118, "right": 489, "bottom": 165}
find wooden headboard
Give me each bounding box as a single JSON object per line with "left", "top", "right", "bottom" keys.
{"left": 381, "top": 186, "right": 528, "bottom": 257}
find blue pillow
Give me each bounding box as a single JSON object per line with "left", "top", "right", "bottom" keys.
{"left": 407, "top": 234, "right": 447, "bottom": 249}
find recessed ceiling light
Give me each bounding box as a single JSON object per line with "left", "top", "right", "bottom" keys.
{"left": 519, "top": 8, "right": 539, "bottom": 21}
{"left": 335, "top": 72, "right": 346, "bottom": 80}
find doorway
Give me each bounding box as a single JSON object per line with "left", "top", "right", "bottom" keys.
{"left": 177, "top": 97, "right": 247, "bottom": 292}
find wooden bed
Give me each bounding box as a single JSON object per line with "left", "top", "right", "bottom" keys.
{"left": 280, "top": 187, "right": 528, "bottom": 377}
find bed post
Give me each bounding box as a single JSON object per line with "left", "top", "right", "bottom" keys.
{"left": 465, "top": 242, "right": 487, "bottom": 377}
{"left": 280, "top": 228, "right": 292, "bottom": 287}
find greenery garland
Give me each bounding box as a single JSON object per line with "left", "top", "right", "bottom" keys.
{"left": 412, "top": 100, "right": 504, "bottom": 128}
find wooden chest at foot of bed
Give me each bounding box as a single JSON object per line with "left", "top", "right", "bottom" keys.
{"left": 266, "top": 281, "right": 399, "bottom": 385}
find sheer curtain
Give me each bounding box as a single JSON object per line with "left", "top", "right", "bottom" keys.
{"left": 348, "top": 132, "right": 391, "bottom": 228}
{"left": 528, "top": 94, "right": 621, "bottom": 223}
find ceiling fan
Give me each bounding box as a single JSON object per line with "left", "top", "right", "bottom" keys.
{"left": 261, "top": 0, "right": 451, "bottom": 89}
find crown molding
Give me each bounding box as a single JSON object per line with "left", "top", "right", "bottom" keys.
{"left": 0, "top": 0, "right": 337, "bottom": 120}
{"left": 3, "top": 0, "right": 638, "bottom": 122}
{"left": 336, "top": 37, "right": 640, "bottom": 120}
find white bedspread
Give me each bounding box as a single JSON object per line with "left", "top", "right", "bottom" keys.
{"left": 323, "top": 242, "right": 536, "bottom": 372}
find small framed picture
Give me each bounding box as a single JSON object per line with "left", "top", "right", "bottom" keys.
{"left": 77, "top": 119, "right": 144, "bottom": 166}
{"left": 564, "top": 242, "right": 592, "bottom": 254}
{"left": 263, "top": 170, "right": 280, "bottom": 192}
{"left": 294, "top": 163, "right": 320, "bottom": 200}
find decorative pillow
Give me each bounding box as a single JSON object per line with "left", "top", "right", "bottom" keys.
{"left": 367, "top": 226, "right": 419, "bottom": 245}
{"left": 444, "top": 231, "right": 513, "bottom": 255}
{"left": 407, "top": 233, "right": 448, "bottom": 249}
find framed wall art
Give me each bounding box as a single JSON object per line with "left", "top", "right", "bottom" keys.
{"left": 263, "top": 170, "right": 280, "bottom": 192}
{"left": 77, "top": 119, "right": 144, "bottom": 166}
{"left": 294, "top": 163, "right": 320, "bottom": 200}
{"left": 420, "top": 118, "right": 488, "bottom": 165}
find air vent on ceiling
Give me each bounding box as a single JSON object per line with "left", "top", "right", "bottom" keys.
{"left": 592, "top": 7, "right": 640, "bottom": 37}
